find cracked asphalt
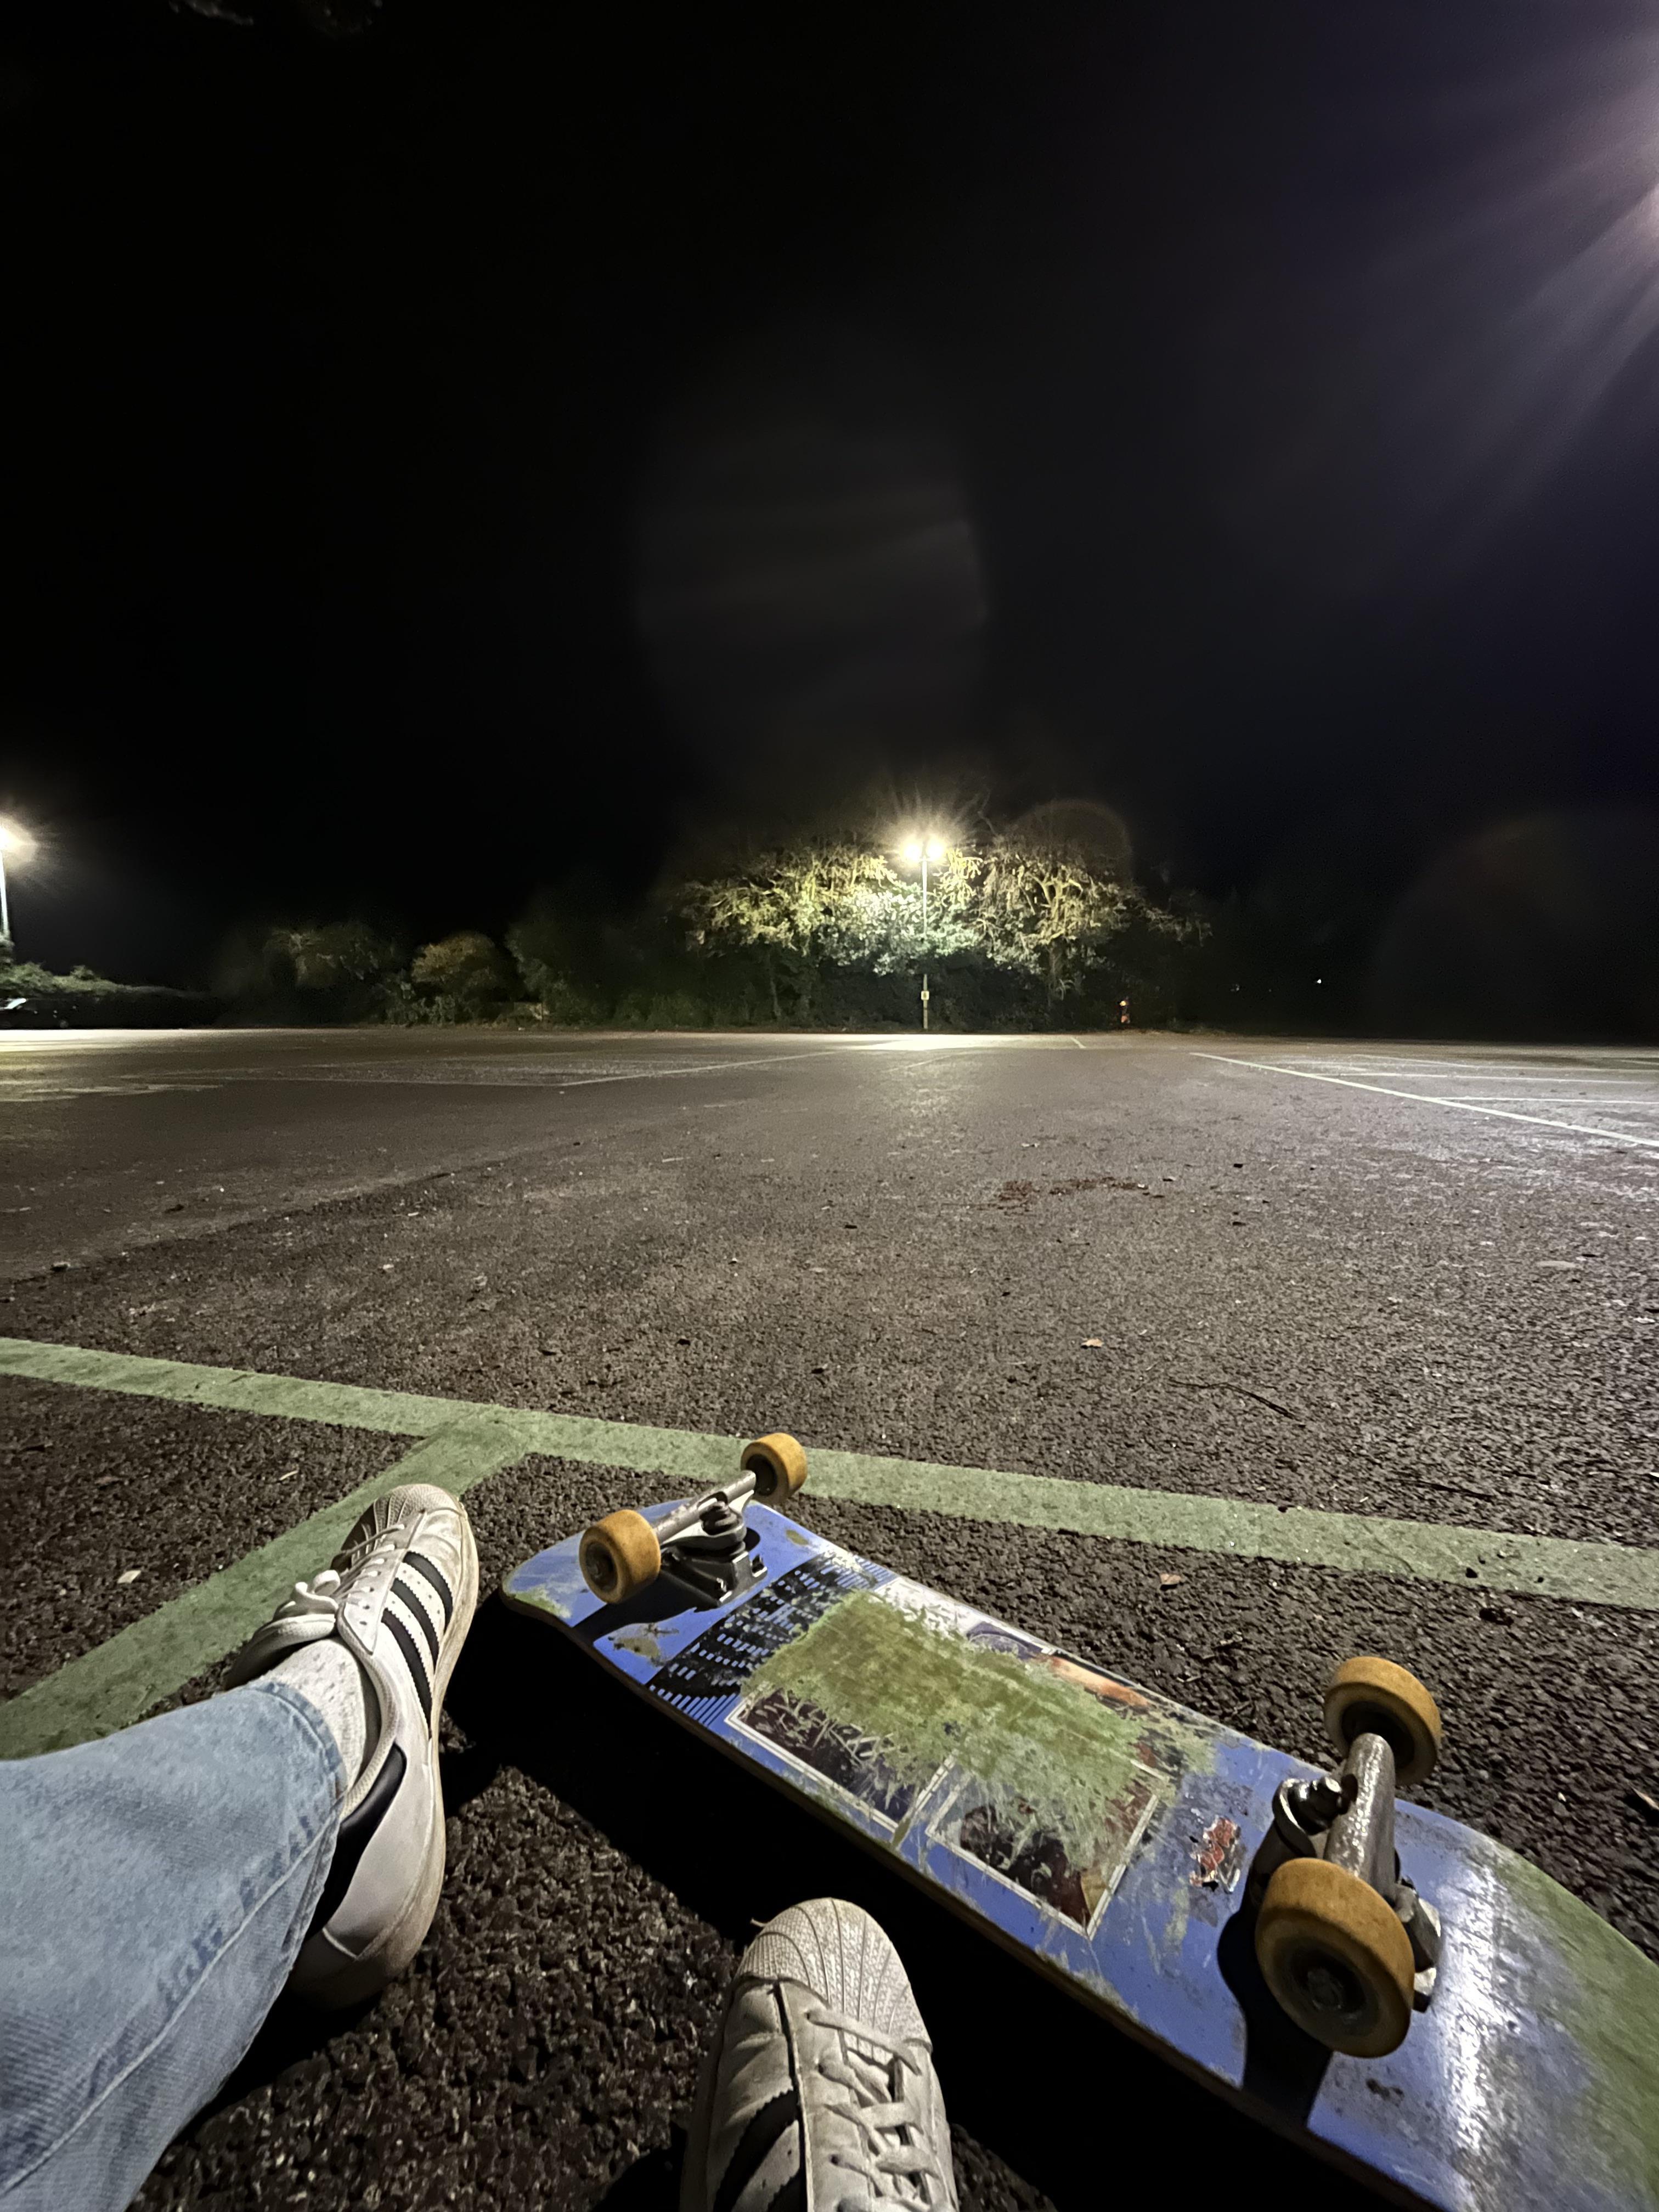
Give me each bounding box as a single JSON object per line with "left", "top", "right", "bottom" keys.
{"left": 4, "top": 1026, "right": 1659, "bottom": 2210}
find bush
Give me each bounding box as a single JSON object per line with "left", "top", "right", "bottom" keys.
{"left": 505, "top": 896, "right": 610, "bottom": 1011}
{"left": 614, "top": 989, "right": 709, "bottom": 1029}
{"left": 215, "top": 923, "right": 408, "bottom": 1023}
{"left": 535, "top": 977, "right": 608, "bottom": 1026}
{"left": 0, "top": 960, "right": 218, "bottom": 1028}
{"left": 410, "top": 932, "right": 515, "bottom": 1014}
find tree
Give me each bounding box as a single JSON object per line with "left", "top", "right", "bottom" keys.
{"left": 968, "top": 832, "right": 1193, "bottom": 1008}
{"left": 236, "top": 922, "right": 404, "bottom": 1018}
{"left": 409, "top": 932, "right": 515, "bottom": 1018}
{"left": 504, "top": 888, "right": 631, "bottom": 1024}
{"left": 674, "top": 827, "right": 1193, "bottom": 1023}
{"left": 966, "top": 834, "right": 1128, "bottom": 1003}
{"left": 825, "top": 856, "right": 980, "bottom": 975}
{"left": 274, "top": 922, "right": 400, "bottom": 994}
{"left": 676, "top": 839, "right": 895, "bottom": 1020}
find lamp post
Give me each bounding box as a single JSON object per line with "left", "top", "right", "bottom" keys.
{"left": 899, "top": 834, "right": 946, "bottom": 1031}
{"left": 0, "top": 821, "right": 32, "bottom": 957}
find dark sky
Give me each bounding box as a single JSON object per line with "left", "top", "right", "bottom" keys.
{"left": 5, "top": 0, "right": 1659, "bottom": 986}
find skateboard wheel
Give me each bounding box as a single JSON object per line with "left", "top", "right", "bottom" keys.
{"left": 579, "top": 1510, "right": 661, "bottom": 1604}
{"left": 1255, "top": 1857, "right": 1416, "bottom": 2057}
{"left": 741, "top": 1432, "right": 808, "bottom": 1500}
{"left": 1323, "top": 1656, "right": 1442, "bottom": 1787}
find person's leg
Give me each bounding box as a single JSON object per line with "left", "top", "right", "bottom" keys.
{"left": 681, "top": 1897, "right": 960, "bottom": 2211}
{"left": 0, "top": 1479, "right": 478, "bottom": 2212}
{"left": 0, "top": 1680, "right": 343, "bottom": 2212}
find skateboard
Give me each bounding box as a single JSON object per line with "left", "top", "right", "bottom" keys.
{"left": 503, "top": 1437, "right": 1659, "bottom": 2212}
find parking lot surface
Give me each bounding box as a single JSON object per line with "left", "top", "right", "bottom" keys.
{"left": 4, "top": 1027, "right": 1658, "bottom": 2209}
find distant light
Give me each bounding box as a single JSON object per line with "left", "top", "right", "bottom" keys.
{"left": 900, "top": 838, "right": 923, "bottom": 866}
{"left": 0, "top": 820, "right": 34, "bottom": 859}
{"left": 924, "top": 837, "right": 946, "bottom": 864}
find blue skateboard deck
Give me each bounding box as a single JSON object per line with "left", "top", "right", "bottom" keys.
{"left": 504, "top": 1501, "right": 1659, "bottom": 2212}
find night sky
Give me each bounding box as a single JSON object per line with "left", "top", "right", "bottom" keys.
{"left": 6, "top": 1, "right": 1659, "bottom": 994}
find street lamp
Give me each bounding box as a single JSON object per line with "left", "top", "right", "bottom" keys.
{"left": 0, "top": 820, "right": 33, "bottom": 956}
{"left": 897, "top": 833, "right": 947, "bottom": 1030}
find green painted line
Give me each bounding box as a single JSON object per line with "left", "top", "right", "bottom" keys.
{"left": 805, "top": 1449, "right": 1659, "bottom": 1611}
{"left": 0, "top": 1336, "right": 737, "bottom": 1486}
{"left": 0, "top": 1420, "right": 525, "bottom": 1760}
{"left": 7, "top": 1336, "right": 1659, "bottom": 1611}
{"left": 5, "top": 1334, "right": 1659, "bottom": 1764}
{"left": 0, "top": 1338, "right": 496, "bottom": 1440}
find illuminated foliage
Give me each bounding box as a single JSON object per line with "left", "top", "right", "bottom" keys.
{"left": 676, "top": 839, "right": 894, "bottom": 1017}
{"left": 967, "top": 832, "right": 1180, "bottom": 1003}
{"left": 409, "top": 932, "right": 515, "bottom": 1013}
{"left": 221, "top": 822, "right": 1204, "bottom": 1029}
{"left": 676, "top": 828, "right": 1181, "bottom": 1010}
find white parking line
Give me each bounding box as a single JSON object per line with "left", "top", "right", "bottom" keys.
{"left": 1436, "top": 1096, "right": 1659, "bottom": 1107}
{"left": 1192, "top": 1053, "right": 1659, "bottom": 1150}
{"left": 1271, "top": 1059, "right": 1659, "bottom": 1081}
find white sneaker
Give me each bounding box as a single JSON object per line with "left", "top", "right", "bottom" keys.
{"left": 226, "top": 1482, "right": 479, "bottom": 2007}
{"left": 681, "top": 1898, "right": 959, "bottom": 2212}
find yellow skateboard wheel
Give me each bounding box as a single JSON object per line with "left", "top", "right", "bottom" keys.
{"left": 1323, "top": 1656, "right": 1442, "bottom": 1787}
{"left": 1256, "top": 1857, "right": 1416, "bottom": 2057}
{"left": 579, "top": 1509, "right": 661, "bottom": 1603}
{"left": 741, "top": 1432, "right": 808, "bottom": 1500}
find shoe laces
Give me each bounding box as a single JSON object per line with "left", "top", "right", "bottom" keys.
{"left": 807, "top": 2006, "right": 947, "bottom": 2209}
{"left": 278, "top": 1525, "right": 404, "bottom": 1624}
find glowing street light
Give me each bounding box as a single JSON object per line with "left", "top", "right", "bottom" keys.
{"left": 895, "top": 832, "right": 948, "bottom": 1030}
{"left": 0, "top": 820, "right": 34, "bottom": 953}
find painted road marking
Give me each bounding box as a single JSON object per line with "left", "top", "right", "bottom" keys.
{"left": 1270, "top": 1062, "right": 1652, "bottom": 1078}
{"left": 544, "top": 1038, "right": 1032, "bottom": 1090}
{"left": 0, "top": 1337, "right": 738, "bottom": 1475}
{"left": 7, "top": 1334, "right": 1659, "bottom": 1759}
{"left": 0, "top": 1423, "right": 527, "bottom": 1760}
{"left": 1193, "top": 1052, "right": 1659, "bottom": 1150}
{"left": 1436, "top": 1098, "right": 1655, "bottom": 1108}
{"left": 1232, "top": 1060, "right": 1659, "bottom": 1087}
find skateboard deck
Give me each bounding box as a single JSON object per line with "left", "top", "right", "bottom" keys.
{"left": 504, "top": 1499, "right": 1659, "bottom": 2212}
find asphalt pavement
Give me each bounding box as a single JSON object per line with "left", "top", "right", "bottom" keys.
{"left": 4, "top": 1026, "right": 1658, "bottom": 2211}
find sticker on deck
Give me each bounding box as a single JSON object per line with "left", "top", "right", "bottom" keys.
{"left": 721, "top": 1567, "right": 1167, "bottom": 1932}
{"left": 925, "top": 1761, "right": 1162, "bottom": 1936}
{"left": 729, "top": 1684, "right": 939, "bottom": 1832}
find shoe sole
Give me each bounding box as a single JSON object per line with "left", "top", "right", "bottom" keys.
{"left": 298, "top": 1503, "right": 481, "bottom": 2009}
{"left": 678, "top": 2019, "right": 723, "bottom": 2212}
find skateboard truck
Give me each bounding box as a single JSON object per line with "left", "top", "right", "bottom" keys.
{"left": 577, "top": 1433, "right": 809, "bottom": 1608}
{"left": 1261, "top": 1746, "right": 1443, "bottom": 2000}
{"left": 1245, "top": 1657, "right": 1445, "bottom": 2059}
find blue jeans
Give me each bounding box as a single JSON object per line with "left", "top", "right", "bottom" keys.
{"left": 0, "top": 1681, "right": 343, "bottom": 2212}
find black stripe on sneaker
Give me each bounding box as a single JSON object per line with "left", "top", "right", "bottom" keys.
{"left": 711, "top": 2090, "right": 799, "bottom": 2212}
{"left": 383, "top": 1609, "right": 434, "bottom": 1725}
{"left": 307, "top": 1743, "right": 405, "bottom": 1937}
{"left": 393, "top": 1577, "right": 441, "bottom": 1665}
{"left": 403, "top": 1550, "right": 455, "bottom": 1624}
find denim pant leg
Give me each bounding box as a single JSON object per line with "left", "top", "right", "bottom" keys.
{"left": 0, "top": 1679, "right": 343, "bottom": 2212}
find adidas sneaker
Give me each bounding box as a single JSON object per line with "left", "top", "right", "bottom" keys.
{"left": 682, "top": 1897, "right": 959, "bottom": 2212}
{"left": 225, "top": 1481, "right": 478, "bottom": 2006}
